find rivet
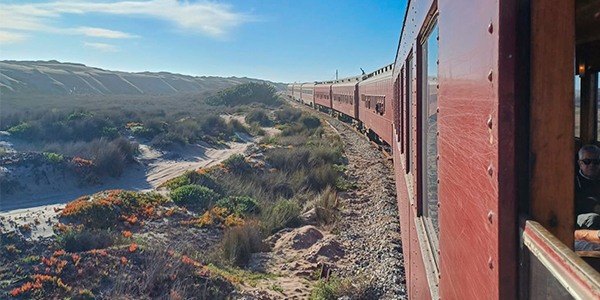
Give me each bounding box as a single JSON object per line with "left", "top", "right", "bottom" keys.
{"left": 488, "top": 22, "right": 494, "bottom": 34}
{"left": 487, "top": 116, "right": 493, "bottom": 129}
{"left": 437, "top": 179, "right": 440, "bottom": 184}
{"left": 436, "top": 84, "right": 440, "bottom": 89}
{"left": 436, "top": 131, "right": 440, "bottom": 137}
{"left": 488, "top": 211, "right": 494, "bottom": 223}
{"left": 487, "top": 165, "right": 494, "bottom": 177}
{"left": 436, "top": 107, "right": 440, "bottom": 113}
{"left": 437, "top": 202, "right": 441, "bottom": 208}
{"left": 487, "top": 70, "right": 493, "bottom": 82}
{"left": 488, "top": 257, "right": 494, "bottom": 269}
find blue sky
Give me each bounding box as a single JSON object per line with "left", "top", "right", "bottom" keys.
{"left": 0, "top": 0, "right": 407, "bottom": 83}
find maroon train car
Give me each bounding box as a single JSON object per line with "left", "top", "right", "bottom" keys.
{"left": 331, "top": 76, "right": 361, "bottom": 119}
{"left": 390, "top": 0, "right": 600, "bottom": 299}
{"left": 314, "top": 81, "right": 333, "bottom": 110}
{"left": 300, "top": 83, "right": 315, "bottom": 107}
{"left": 357, "top": 63, "right": 394, "bottom": 145}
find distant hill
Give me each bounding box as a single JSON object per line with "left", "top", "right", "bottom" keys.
{"left": 0, "top": 60, "right": 286, "bottom": 97}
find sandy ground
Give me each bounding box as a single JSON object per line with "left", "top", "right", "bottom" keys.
{"left": 0, "top": 132, "right": 255, "bottom": 239}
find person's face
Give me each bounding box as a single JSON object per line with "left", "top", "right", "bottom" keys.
{"left": 579, "top": 151, "right": 600, "bottom": 178}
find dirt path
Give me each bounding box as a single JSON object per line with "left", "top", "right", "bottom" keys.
{"left": 242, "top": 102, "right": 407, "bottom": 299}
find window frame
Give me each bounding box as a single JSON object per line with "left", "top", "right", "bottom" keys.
{"left": 417, "top": 15, "right": 440, "bottom": 266}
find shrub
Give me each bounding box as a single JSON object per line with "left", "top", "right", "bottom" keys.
{"left": 245, "top": 109, "right": 271, "bottom": 127}
{"left": 222, "top": 154, "right": 250, "bottom": 175}
{"left": 170, "top": 185, "right": 218, "bottom": 207}
{"left": 207, "top": 82, "right": 281, "bottom": 107}
{"left": 43, "top": 152, "right": 64, "bottom": 163}
{"left": 8, "top": 122, "right": 35, "bottom": 139}
{"left": 275, "top": 107, "right": 302, "bottom": 124}
{"left": 261, "top": 199, "right": 300, "bottom": 234}
{"left": 307, "top": 165, "right": 339, "bottom": 192}
{"left": 162, "top": 170, "right": 221, "bottom": 192}
{"left": 301, "top": 116, "right": 321, "bottom": 129}
{"left": 227, "top": 119, "right": 248, "bottom": 134}
{"left": 201, "top": 115, "right": 228, "bottom": 137}
{"left": 216, "top": 196, "right": 260, "bottom": 215}
{"left": 54, "top": 227, "right": 114, "bottom": 252}
{"left": 101, "top": 126, "right": 119, "bottom": 139}
{"left": 266, "top": 148, "right": 311, "bottom": 172}
{"left": 221, "top": 222, "right": 268, "bottom": 266}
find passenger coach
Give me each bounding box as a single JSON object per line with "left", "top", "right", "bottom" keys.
{"left": 358, "top": 63, "right": 394, "bottom": 145}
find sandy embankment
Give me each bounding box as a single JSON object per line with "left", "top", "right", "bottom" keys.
{"left": 0, "top": 132, "right": 256, "bottom": 239}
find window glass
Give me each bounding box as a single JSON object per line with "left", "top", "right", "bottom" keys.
{"left": 575, "top": 76, "right": 581, "bottom": 137}
{"left": 421, "top": 24, "right": 439, "bottom": 239}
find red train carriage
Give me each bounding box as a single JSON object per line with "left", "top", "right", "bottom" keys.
{"left": 332, "top": 76, "right": 361, "bottom": 120}
{"left": 357, "top": 63, "right": 395, "bottom": 145}
{"left": 300, "top": 83, "right": 315, "bottom": 107}
{"left": 287, "top": 84, "right": 294, "bottom": 99}
{"left": 314, "top": 81, "right": 333, "bottom": 111}
{"left": 390, "top": 0, "right": 600, "bottom": 299}
{"left": 293, "top": 84, "right": 302, "bottom": 102}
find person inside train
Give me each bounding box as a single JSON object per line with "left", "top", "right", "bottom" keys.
{"left": 576, "top": 144, "right": 600, "bottom": 230}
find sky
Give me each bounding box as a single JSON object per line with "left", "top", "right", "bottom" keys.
{"left": 0, "top": 0, "right": 408, "bottom": 83}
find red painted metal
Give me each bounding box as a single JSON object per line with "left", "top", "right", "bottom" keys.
{"left": 300, "top": 83, "right": 315, "bottom": 106}
{"left": 332, "top": 76, "right": 361, "bottom": 119}
{"left": 358, "top": 64, "right": 394, "bottom": 145}
{"left": 314, "top": 82, "right": 333, "bottom": 108}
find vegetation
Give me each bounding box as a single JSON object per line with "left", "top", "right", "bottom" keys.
{"left": 245, "top": 109, "right": 272, "bottom": 126}
{"left": 206, "top": 82, "right": 282, "bottom": 107}
{"left": 170, "top": 185, "right": 219, "bottom": 207}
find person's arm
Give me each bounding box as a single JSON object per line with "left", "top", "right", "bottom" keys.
{"left": 575, "top": 229, "right": 600, "bottom": 243}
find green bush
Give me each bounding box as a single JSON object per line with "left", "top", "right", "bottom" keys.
{"left": 43, "top": 152, "right": 64, "bottom": 163}
{"left": 301, "top": 116, "right": 321, "bottom": 129}
{"left": 170, "top": 185, "right": 218, "bottom": 206}
{"left": 8, "top": 122, "right": 35, "bottom": 139}
{"left": 245, "top": 109, "right": 271, "bottom": 127}
{"left": 164, "top": 170, "right": 221, "bottom": 192}
{"left": 101, "top": 126, "right": 119, "bottom": 139}
{"left": 216, "top": 196, "right": 259, "bottom": 215}
{"left": 222, "top": 154, "right": 250, "bottom": 175}
{"left": 54, "top": 227, "right": 114, "bottom": 252}
{"left": 275, "top": 107, "right": 302, "bottom": 124}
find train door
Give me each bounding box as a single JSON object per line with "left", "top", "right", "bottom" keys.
{"left": 521, "top": 0, "right": 600, "bottom": 298}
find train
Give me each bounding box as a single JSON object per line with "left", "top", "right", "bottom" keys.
{"left": 287, "top": 0, "right": 600, "bottom": 299}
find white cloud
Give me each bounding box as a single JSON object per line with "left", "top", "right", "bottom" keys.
{"left": 84, "top": 42, "right": 118, "bottom": 52}
{"left": 0, "top": 31, "right": 27, "bottom": 44}
{"left": 0, "top": 0, "right": 255, "bottom": 42}
{"left": 71, "top": 27, "right": 138, "bottom": 39}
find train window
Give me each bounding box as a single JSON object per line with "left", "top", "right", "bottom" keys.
{"left": 421, "top": 22, "right": 439, "bottom": 238}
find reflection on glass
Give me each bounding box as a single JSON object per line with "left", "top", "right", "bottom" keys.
{"left": 421, "top": 24, "right": 439, "bottom": 238}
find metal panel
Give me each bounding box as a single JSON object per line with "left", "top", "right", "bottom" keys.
{"left": 314, "top": 84, "right": 332, "bottom": 108}
{"left": 300, "top": 83, "right": 314, "bottom": 106}
{"left": 331, "top": 83, "right": 358, "bottom": 119}
{"left": 358, "top": 73, "right": 394, "bottom": 145}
